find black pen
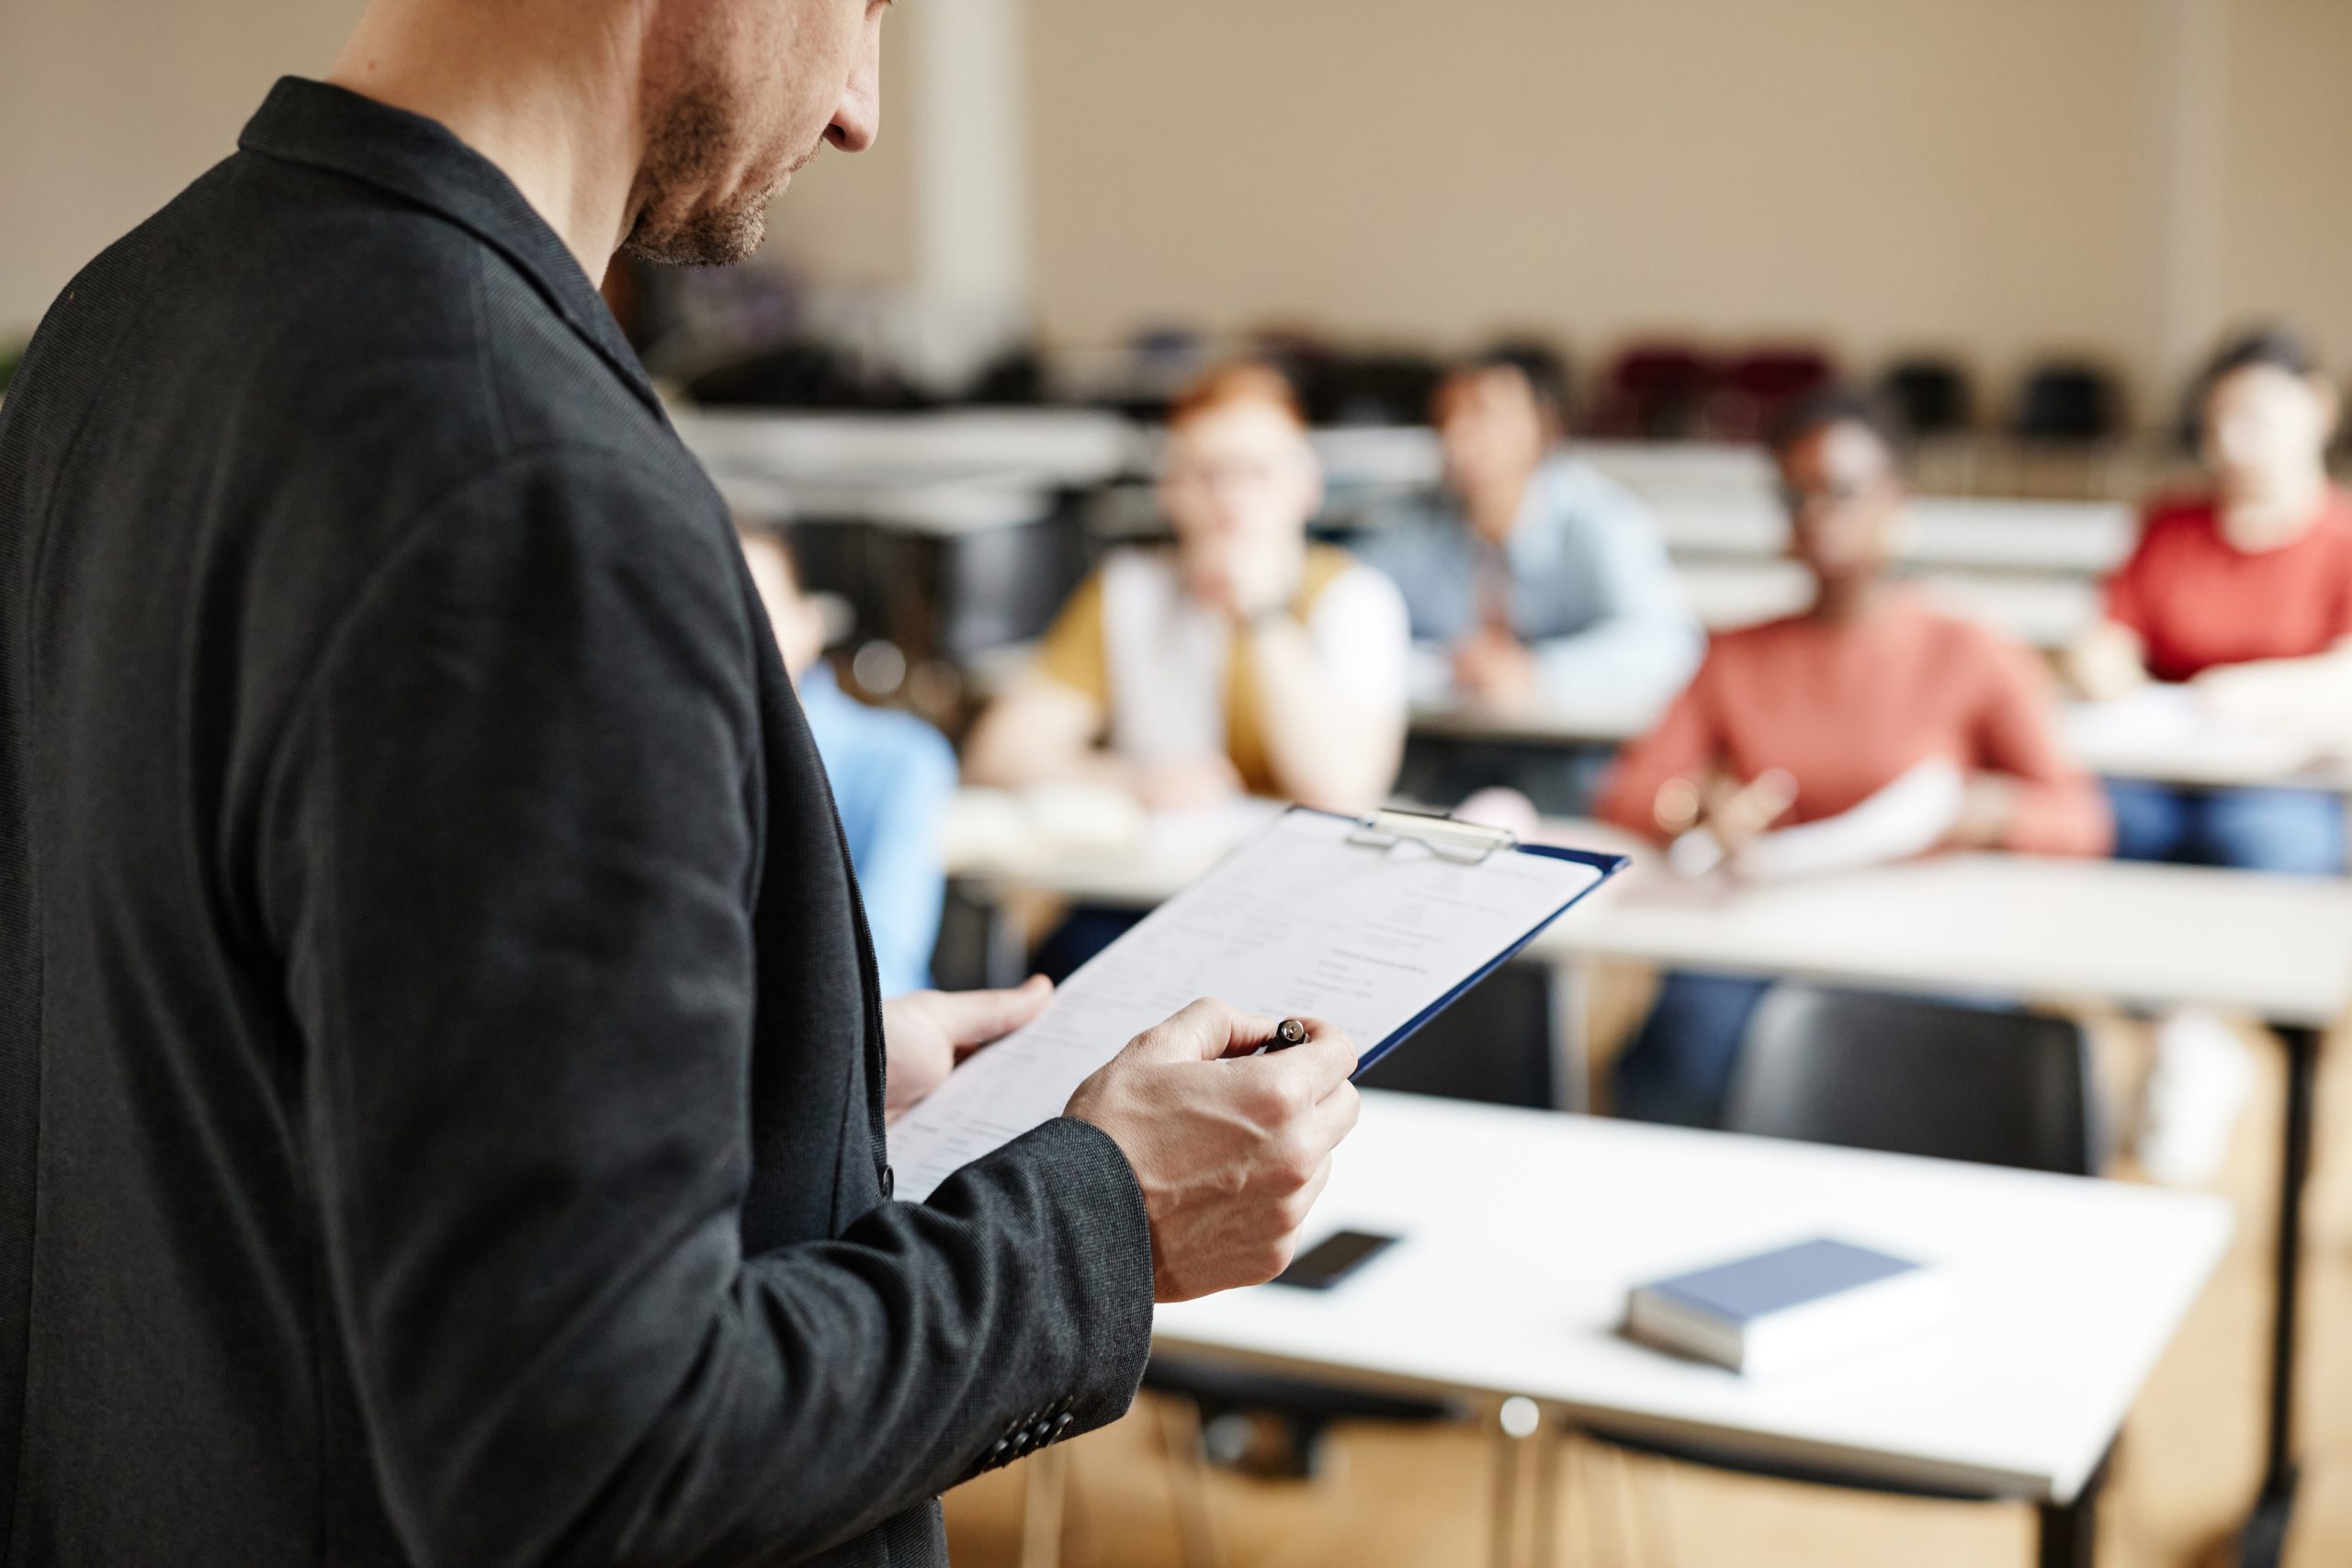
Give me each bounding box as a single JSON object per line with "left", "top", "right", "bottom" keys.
{"left": 1270, "top": 1018, "right": 1312, "bottom": 1050}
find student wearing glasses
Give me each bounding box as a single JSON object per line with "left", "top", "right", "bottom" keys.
{"left": 1596, "top": 388, "right": 2111, "bottom": 1128}
{"left": 967, "top": 363, "right": 1409, "bottom": 817}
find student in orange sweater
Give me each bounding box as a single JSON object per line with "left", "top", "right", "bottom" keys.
{"left": 1597, "top": 388, "right": 2111, "bottom": 1125}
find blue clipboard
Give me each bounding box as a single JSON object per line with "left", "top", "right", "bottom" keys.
{"left": 1286, "top": 806, "right": 1628, "bottom": 1077}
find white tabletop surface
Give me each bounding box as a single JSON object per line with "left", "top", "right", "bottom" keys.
{"left": 1675, "top": 561, "right": 2098, "bottom": 649}
{"left": 1402, "top": 692, "right": 2352, "bottom": 795}
{"left": 1153, "top": 1092, "right": 2230, "bottom": 1505}
{"left": 1538, "top": 833, "right": 2352, "bottom": 1027}
{"left": 943, "top": 798, "right": 2352, "bottom": 1026}
{"left": 674, "top": 407, "right": 1141, "bottom": 491}
{"left": 1642, "top": 493, "right": 2133, "bottom": 577}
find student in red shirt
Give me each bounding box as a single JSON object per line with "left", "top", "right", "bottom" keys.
{"left": 2064, "top": 329, "right": 2347, "bottom": 1182}
{"left": 2069, "top": 329, "right": 2351, "bottom": 875}
{"left": 1597, "top": 388, "right": 2110, "bottom": 1126}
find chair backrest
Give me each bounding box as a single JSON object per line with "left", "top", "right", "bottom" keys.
{"left": 1881, "top": 359, "right": 1974, "bottom": 436}
{"left": 1358, "top": 960, "right": 1558, "bottom": 1110}
{"left": 1722, "top": 986, "right": 2098, "bottom": 1176}
{"left": 2010, "top": 361, "right": 2123, "bottom": 445}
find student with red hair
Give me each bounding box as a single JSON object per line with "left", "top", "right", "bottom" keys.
{"left": 968, "top": 363, "right": 1409, "bottom": 815}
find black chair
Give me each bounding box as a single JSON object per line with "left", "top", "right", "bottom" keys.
{"left": 1722, "top": 986, "right": 2098, "bottom": 1175}
{"left": 2010, "top": 360, "right": 2124, "bottom": 447}
{"left": 1881, "top": 358, "right": 1975, "bottom": 440}
{"left": 1358, "top": 959, "right": 1563, "bottom": 1111}
{"left": 1581, "top": 987, "right": 2104, "bottom": 1564}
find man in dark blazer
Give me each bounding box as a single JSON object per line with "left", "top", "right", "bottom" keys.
{"left": 0, "top": 2, "right": 1363, "bottom": 1563}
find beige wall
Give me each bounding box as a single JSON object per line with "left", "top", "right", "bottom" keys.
{"left": 0, "top": 0, "right": 363, "bottom": 335}
{"left": 2212, "top": 0, "right": 2352, "bottom": 377}
{"left": 1023, "top": 0, "right": 2350, "bottom": 415}
{"left": 6, "top": 0, "right": 2346, "bottom": 418}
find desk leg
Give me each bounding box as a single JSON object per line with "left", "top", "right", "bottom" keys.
{"left": 1018, "top": 1445, "right": 1069, "bottom": 1568}
{"left": 2238, "top": 1023, "right": 2319, "bottom": 1567}
{"left": 2037, "top": 1450, "right": 2108, "bottom": 1568}
{"left": 1491, "top": 1411, "right": 1521, "bottom": 1568}
{"left": 1552, "top": 956, "right": 1596, "bottom": 1114}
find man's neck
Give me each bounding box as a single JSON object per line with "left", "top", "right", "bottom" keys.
{"left": 328, "top": 1, "right": 646, "bottom": 286}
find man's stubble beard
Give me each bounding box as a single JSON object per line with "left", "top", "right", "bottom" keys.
{"left": 622, "top": 87, "right": 820, "bottom": 269}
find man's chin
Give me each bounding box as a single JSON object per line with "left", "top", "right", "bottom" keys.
{"left": 620, "top": 203, "right": 770, "bottom": 269}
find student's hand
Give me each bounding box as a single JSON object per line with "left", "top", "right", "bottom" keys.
{"left": 1188, "top": 537, "right": 1301, "bottom": 625}
{"left": 1136, "top": 755, "right": 1246, "bottom": 812}
{"left": 1451, "top": 626, "right": 1538, "bottom": 707}
{"left": 1700, "top": 769, "right": 1798, "bottom": 856}
{"left": 2065, "top": 621, "right": 2152, "bottom": 703}
{"left": 1067, "top": 999, "right": 1362, "bottom": 1303}
{"left": 880, "top": 976, "right": 1055, "bottom": 1122}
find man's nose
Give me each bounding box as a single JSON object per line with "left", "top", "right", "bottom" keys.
{"left": 827, "top": 24, "right": 884, "bottom": 152}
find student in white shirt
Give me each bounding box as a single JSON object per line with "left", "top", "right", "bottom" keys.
{"left": 967, "top": 363, "right": 1409, "bottom": 816}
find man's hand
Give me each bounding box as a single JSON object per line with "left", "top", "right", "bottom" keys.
{"left": 1066, "top": 998, "right": 1362, "bottom": 1303}
{"left": 1452, "top": 626, "right": 1538, "bottom": 707}
{"left": 881, "top": 976, "right": 1054, "bottom": 1122}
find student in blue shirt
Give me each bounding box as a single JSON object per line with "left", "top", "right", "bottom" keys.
{"left": 1355, "top": 346, "right": 1702, "bottom": 717}
{"left": 740, "top": 525, "right": 958, "bottom": 998}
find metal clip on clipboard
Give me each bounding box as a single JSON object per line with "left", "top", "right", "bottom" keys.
{"left": 1345, "top": 807, "right": 1520, "bottom": 865}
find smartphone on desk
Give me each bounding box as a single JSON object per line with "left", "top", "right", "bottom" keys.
{"left": 1272, "top": 1229, "right": 1400, "bottom": 1292}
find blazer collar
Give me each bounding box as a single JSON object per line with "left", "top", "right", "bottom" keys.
{"left": 237, "top": 76, "right": 661, "bottom": 414}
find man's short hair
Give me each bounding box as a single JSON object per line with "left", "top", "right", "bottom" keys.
{"left": 1166, "top": 361, "right": 1309, "bottom": 433}
{"left": 1767, "top": 385, "right": 1914, "bottom": 469}
{"left": 1432, "top": 342, "right": 1571, "bottom": 431}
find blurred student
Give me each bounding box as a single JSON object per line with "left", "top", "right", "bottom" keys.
{"left": 1355, "top": 346, "right": 1702, "bottom": 716}
{"left": 2065, "top": 328, "right": 2350, "bottom": 1181}
{"left": 2069, "top": 329, "right": 2351, "bottom": 874}
{"left": 741, "top": 525, "right": 957, "bottom": 998}
{"left": 1597, "top": 389, "right": 2110, "bottom": 1127}
{"left": 967, "top": 363, "right": 1408, "bottom": 816}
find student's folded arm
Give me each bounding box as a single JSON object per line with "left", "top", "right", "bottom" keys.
{"left": 1529, "top": 615, "right": 1705, "bottom": 712}
{"left": 258, "top": 450, "right": 1153, "bottom": 1568}
{"left": 1529, "top": 502, "right": 1703, "bottom": 710}
{"left": 1254, "top": 569, "right": 1411, "bottom": 814}
{"left": 962, "top": 676, "right": 1115, "bottom": 789}
{"left": 1968, "top": 638, "right": 2115, "bottom": 858}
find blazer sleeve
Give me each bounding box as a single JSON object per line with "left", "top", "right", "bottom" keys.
{"left": 258, "top": 447, "right": 1154, "bottom": 1568}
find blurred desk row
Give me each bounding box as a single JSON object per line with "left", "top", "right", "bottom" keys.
{"left": 941, "top": 791, "right": 2351, "bottom": 1565}
{"left": 677, "top": 412, "right": 2132, "bottom": 671}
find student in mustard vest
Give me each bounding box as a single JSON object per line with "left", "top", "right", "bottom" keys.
{"left": 968, "top": 362, "right": 1409, "bottom": 817}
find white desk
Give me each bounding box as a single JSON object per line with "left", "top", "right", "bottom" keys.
{"left": 1675, "top": 561, "right": 2098, "bottom": 649}
{"left": 943, "top": 803, "right": 2347, "bottom": 1564}
{"left": 1642, "top": 494, "right": 2133, "bottom": 578}
{"left": 1155, "top": 1093, "right": 2228, "bottom": 1563}
{"left": 673, "top": 407, "right": 1140, "bottom": 492}
{"left": 1541, "top": 845, "right": 2352, "bottom": 1027}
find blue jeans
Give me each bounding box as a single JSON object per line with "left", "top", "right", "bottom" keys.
{"left": 2104, "top": 780, "right": 2346, "bottom": 876}
{"left": 1610, "top": 972, "right": 1774, "bottom": 1129}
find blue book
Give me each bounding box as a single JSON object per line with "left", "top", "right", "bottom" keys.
{"left": 1625, "top": 1238, "right": 1952, "bottom": 1376}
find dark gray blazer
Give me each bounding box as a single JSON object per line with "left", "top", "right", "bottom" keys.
{"left": 0, "top": 78, "right": 1152, "bottom": 1568}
